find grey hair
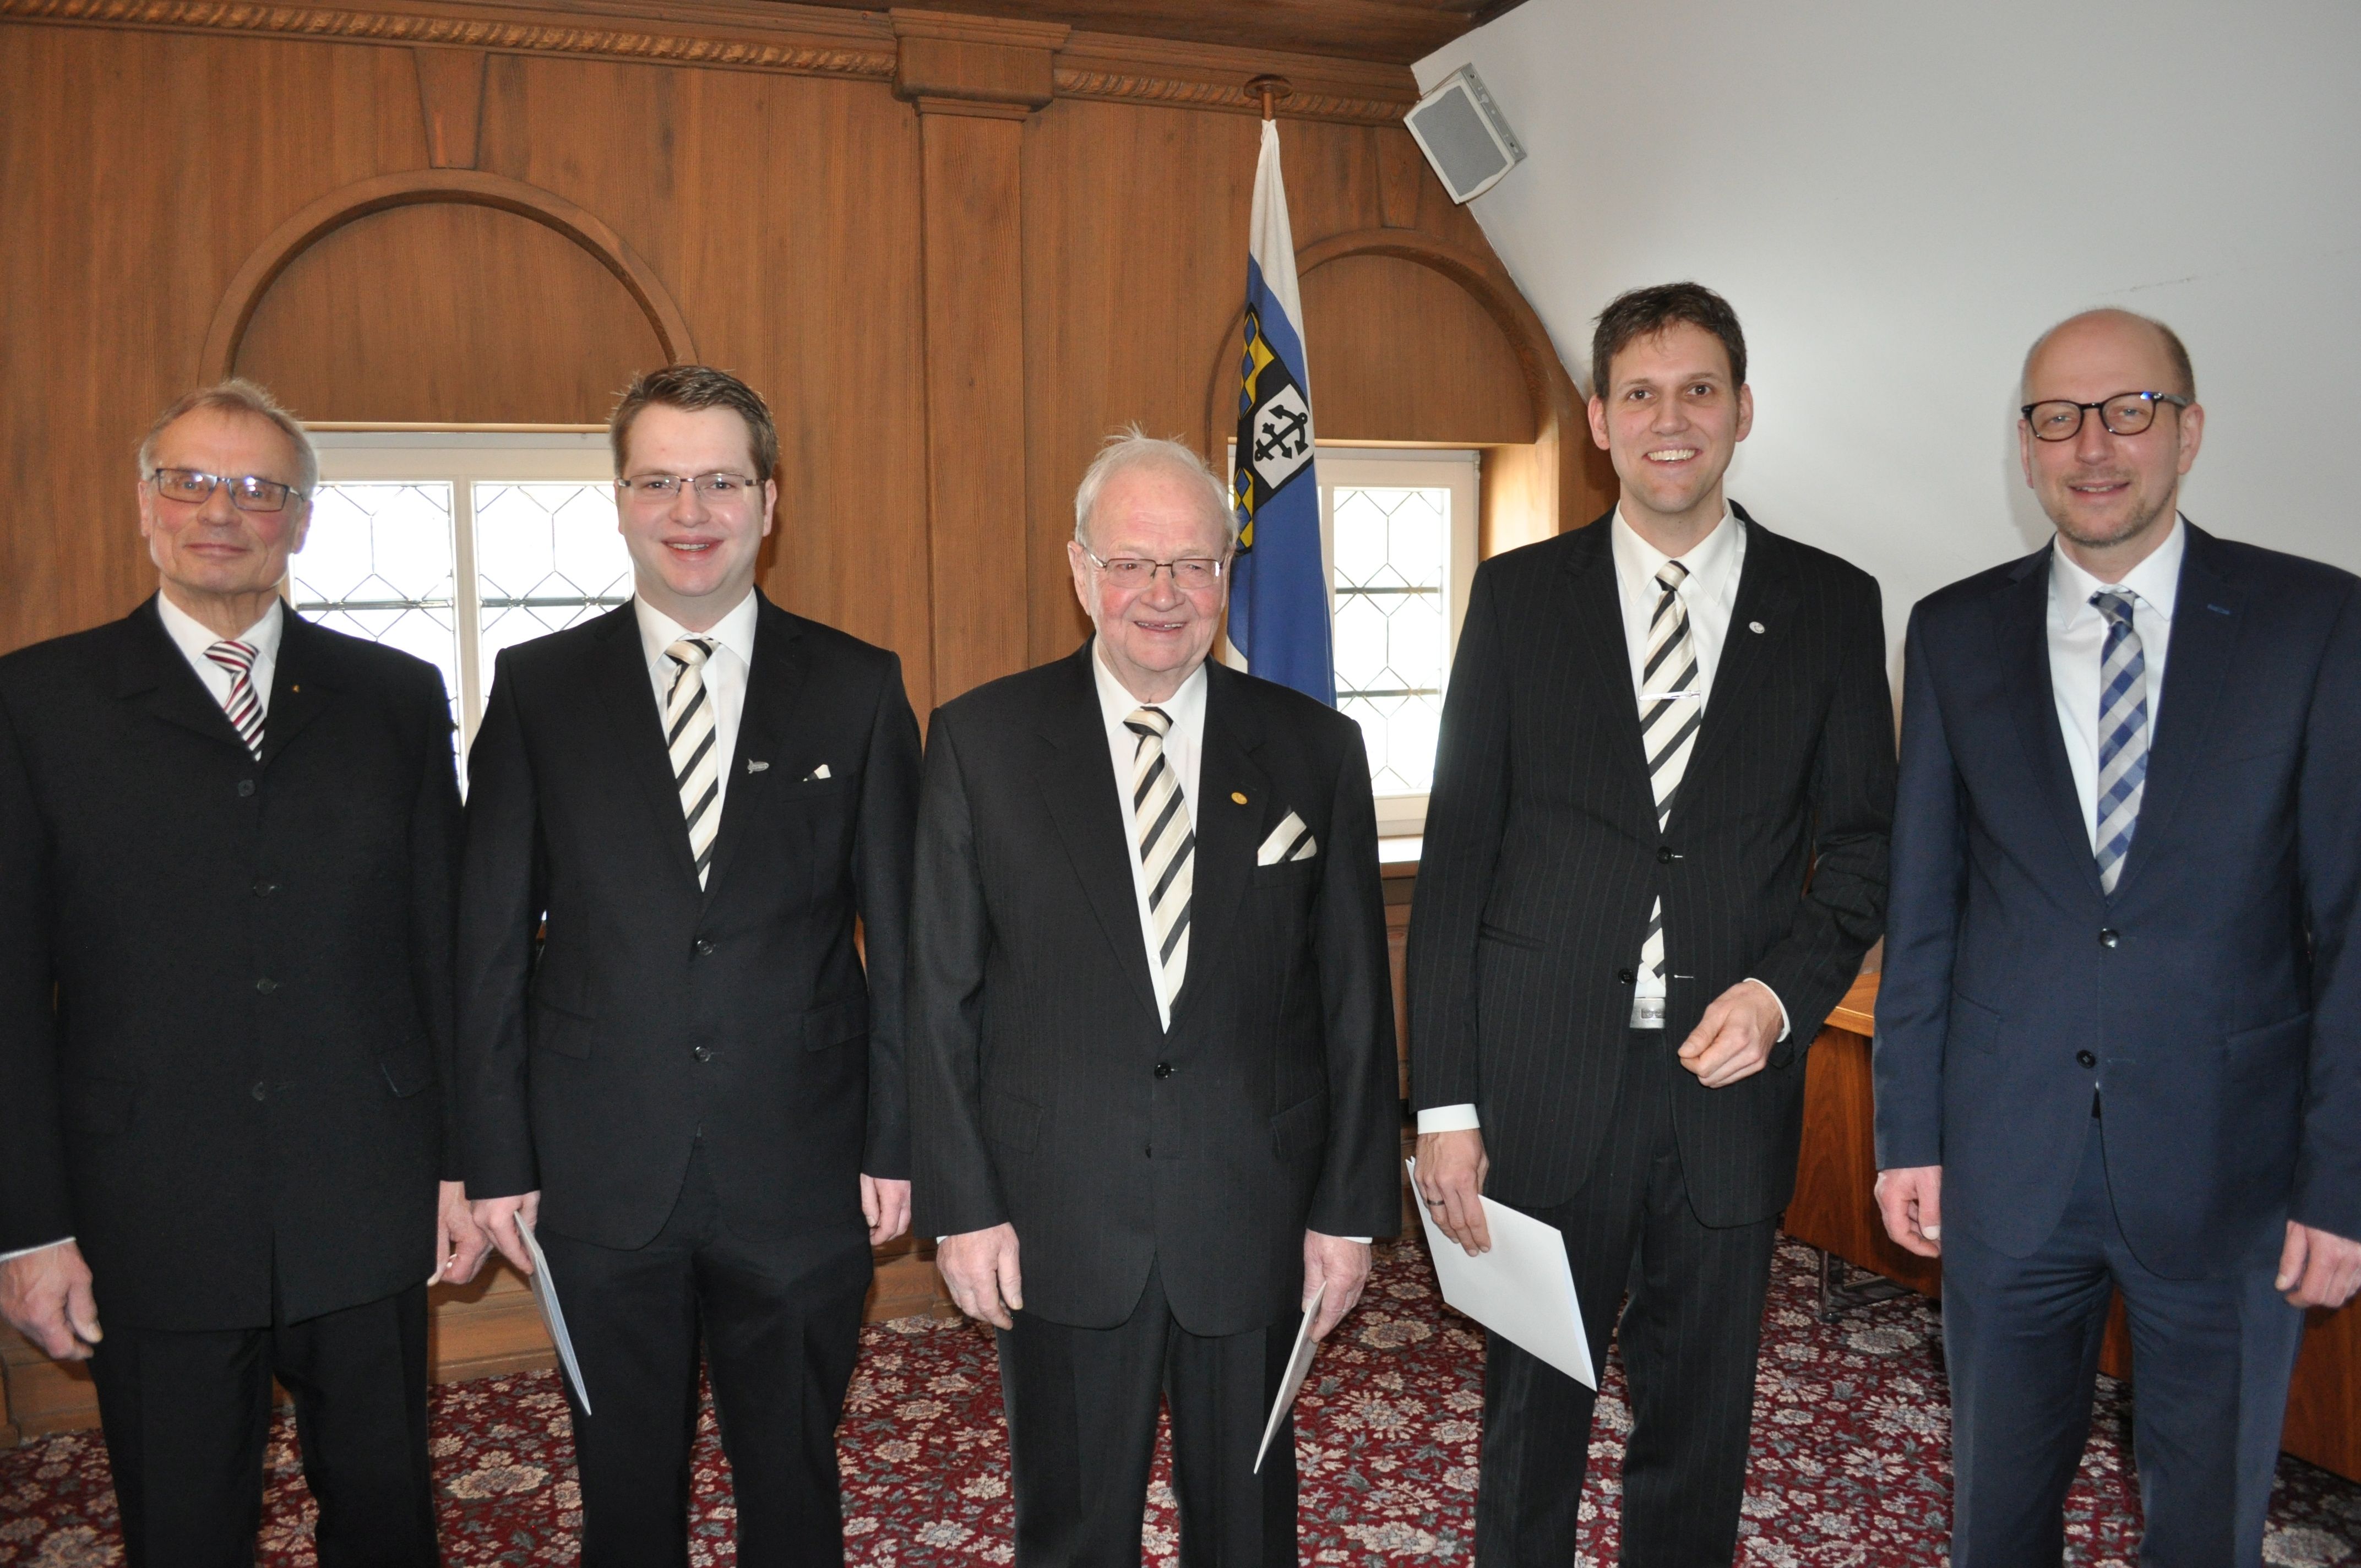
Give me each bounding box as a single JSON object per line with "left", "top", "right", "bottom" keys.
{"left": 135, "top": 378, "right": 320, "bottom": 497}
{"left": 1071, "top": 425, "right": 1239, "bottom": 551}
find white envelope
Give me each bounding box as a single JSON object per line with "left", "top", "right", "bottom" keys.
{"left": 519, "top": 1219, "right": 593, "bottom": 1414}
{"left": 1407, "top": 1159, "right": 1594, "bottom": 1389}
{"left": 1254, "top": 1283, "right": 1325, "bottom": 1473}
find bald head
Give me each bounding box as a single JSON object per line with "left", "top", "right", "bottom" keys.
{"left": 2021, "top": 308, "right": 2195, "bottom": 404}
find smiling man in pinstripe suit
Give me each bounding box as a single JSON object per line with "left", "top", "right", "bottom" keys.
{"left": 1408, "top": 283, "right": 1895, "bottom": 1566}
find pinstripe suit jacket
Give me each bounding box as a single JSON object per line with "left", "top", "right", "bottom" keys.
{"left": 1407, "top": 508, "right": 1894, "bottom": 1224}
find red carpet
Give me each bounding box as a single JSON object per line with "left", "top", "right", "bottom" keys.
{"left": 4, "top": 1238, "right": 2356, "bottom": 1564}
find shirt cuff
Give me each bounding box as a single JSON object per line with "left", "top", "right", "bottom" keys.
{"left": 0, "top": 1237, "right": 74, "bottom": 1265}
{"left": 1416, "top": 1103, "right": 1482, "bottom": 1134}
{"left": 1743, "top": 978, "right": 1792, "bottom": 1042}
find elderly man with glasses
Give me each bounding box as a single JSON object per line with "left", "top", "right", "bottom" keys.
{"left": 908, "top": 428, "right": 1400, "bottom": 1565}
{"left": 0, "top": 380, "right": 480, "bottom": 1564}
{"left": 456, "top": 364, "right": 921, "bottom": 1567}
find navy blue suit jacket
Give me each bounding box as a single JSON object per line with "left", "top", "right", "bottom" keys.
{"left": 1874, "top": 522, "right": 2361, "bottom": 1276}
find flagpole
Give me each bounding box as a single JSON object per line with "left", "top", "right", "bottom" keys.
{"left": 1247, "top": 74, "right": 1290, "bottom": 121}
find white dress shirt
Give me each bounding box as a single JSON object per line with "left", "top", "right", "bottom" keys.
{"left": 156, "top": 592, "right": 285, "bottom": 718}
{"left": 0, "top": 597, "right": 296, "bottom": 1266}
{"left": 2048, "top": 517, "right": 2183, "bottom": 852}
{"left": 1417, "top": 504, "right": 1786, "bottom": 1137}
{"left": 1091, "top": 647, "right": 1207, "bottom": 1031}
{"left": 635, "top": 590, "right": 760, "bottom": 826}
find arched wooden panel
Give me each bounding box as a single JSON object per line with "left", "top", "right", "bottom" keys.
{"left": 234, "top": 202, "right": 665, "bottom": 423}
{"left": 1298, "top": 253, "right": 1534, "bottom": 444}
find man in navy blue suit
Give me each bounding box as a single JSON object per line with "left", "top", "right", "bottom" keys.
{"left": 1874, "top": 308, "right": 2361, "bottom": 1566}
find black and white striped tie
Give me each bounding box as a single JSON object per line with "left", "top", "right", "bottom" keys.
{"left": 1636, "top": 561, "right": 1702, "bottom": 1023}
{"left": 1124, "top": 706, "right": 1193, "bottom": 1007}
{"left": 203, "top": 639, "right": 265, "bottom": 758}
{"left": 665, "top": 638, "right": 721, "bottom": 888}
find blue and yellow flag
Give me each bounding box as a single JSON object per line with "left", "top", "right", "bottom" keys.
{"left": 1230, "top": 119, "right": 1334, "bottom": 705}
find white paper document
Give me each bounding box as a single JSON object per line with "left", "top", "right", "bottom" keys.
{"left": 1253, "top": 1283, "right": 1326, "bottom": 1473}
{"left": 519, "top": 1219, "right": 592, "bottom": 1415}
{"left": 1407, "top": 1159, "right": 1594, "bottom": 1389}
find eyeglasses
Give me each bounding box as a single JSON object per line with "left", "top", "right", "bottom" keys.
{"left": 2021, "top": 391, "right": 2190, "bottom": 442}
{"left": 616, "top": 472, "right": 761, "bottom": 503}
{"left": 1084, "top": 549, "right": 1228, "bottom": 591}
{"left": 149, "top": 467, "right": 304, "bottom": 514}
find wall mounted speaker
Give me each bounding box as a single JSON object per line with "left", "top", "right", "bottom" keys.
{"left": 1403, "top": 66, "right": 1526, "bottom": 204}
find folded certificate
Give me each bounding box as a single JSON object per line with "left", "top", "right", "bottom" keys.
{"left": 1407, "top": 1159, "right": 1594, "bottom": 1389}
{"left": 519, "top": 1219, "right": 592, "bottom": 1415}
{"left": 1253, "top": 1283, "right": 1326, "bottom": 1473}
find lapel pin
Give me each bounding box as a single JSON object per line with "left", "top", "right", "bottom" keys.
{"left": 1748, "top": 621, "right": 1766, "bottom": 634}
{"left": 1231, "top": 791, "right": 1248, "bottom": 804}
{"left": 290, "top": 684, "right": 301, "bottom": 693}
{"left": 746, "top": 759, "right": 770, "bottom": 774}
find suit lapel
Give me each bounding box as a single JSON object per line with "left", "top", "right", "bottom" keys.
{"left": 259, "top": 609, "right": 336, "bottom": 769}
{"left": 1678, "top": 512, "right": 1803, "bottom": 813}
{"left": 1989, "top": 545, "right": 2102, "bottom": 895}
{"left": 701, "top": 594, "right": 810, "bottom": 903}
{"left": 114, "top": 597, "right": 255, "bottom": 754}
{"left": 1561, "top": 525, "right": 1660, "bottom": 840}
{"left": 1034, "top": 646, "right": 1163, "bottom": 1025}
{"left": 593, "top": 606, "right": 704, "bottom": 891}
{"left": 1168, "top": 662, "right": 1272, "bottom": 1031}
{"left": 2109, "top": 523, "right": 2241, "bottom": 900}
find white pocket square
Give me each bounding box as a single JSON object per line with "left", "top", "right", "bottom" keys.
{"left": 802, "top": 763, "right": 831, "bottom": 782}
{"left": 1256, "top": 811, "right": 1318, "bottom": 865}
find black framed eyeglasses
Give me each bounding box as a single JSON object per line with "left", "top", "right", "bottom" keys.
{"left": 2020, "top": 391, "right": 2190, "bottom": 442}
{"left": 1084, "top": 549, "right": 1228, "bottom": 591}
{"left": 149, "top": 467, "right": 304, "bottom": 513}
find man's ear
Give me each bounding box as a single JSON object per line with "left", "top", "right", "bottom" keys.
{"left": 1586, "top": 394, "right": 1611, "bottom": 451}
{"left": 1733, "top": 384, "right": 1754, "bottom": 444}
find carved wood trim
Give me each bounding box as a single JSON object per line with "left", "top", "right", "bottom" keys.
{"left": 200, "top": 168, "right": 699, "bottom": 379}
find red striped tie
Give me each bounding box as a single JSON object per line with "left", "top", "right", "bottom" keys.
{"left": 204, "top": 639, "right": 265, "bottom": 758}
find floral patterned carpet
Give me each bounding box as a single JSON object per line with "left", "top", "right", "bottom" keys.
{"left": 4, "top": 1237, "right": 2357, "bottom": 1565}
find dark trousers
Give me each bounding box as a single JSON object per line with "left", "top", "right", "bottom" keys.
{"left": 997, "top": 1260, "right": 1298, "bottom": 1567}
{"left": 536, "top": 1141, "right": 872, "bottom": 1568}
{"left": 1477, "top": 1029, "right": 1781, "bottom": 1567}
{"left": 1943, "top": 1115, "right": 2306, "bottom": 1568}
{"left": 87, "top": 1282, "right": 438, "bottom": 1568}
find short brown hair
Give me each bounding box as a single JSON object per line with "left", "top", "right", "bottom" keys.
{"left": 610, "top": 364, "right": 780, "bottom": 481}
{"left": 1590, "top": 281, "right": 1748, "bottom": 395}
{"left": 136, "top": 378, "right": 318, "bottom": 495}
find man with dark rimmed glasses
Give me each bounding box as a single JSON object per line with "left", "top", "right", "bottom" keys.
{"left": 0, "top": 379, "right": 478, "bottom": 1564}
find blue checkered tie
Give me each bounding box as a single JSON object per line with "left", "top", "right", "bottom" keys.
{"left": 2092, "top": 590, "right": 2147, "bottom": 894}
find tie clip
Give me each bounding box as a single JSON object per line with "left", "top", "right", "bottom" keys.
{"left": 746, "top": 759, "right": 769, "bottom": 774}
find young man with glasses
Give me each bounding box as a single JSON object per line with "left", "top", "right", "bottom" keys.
{"left": 1876, "top": 308, "right": 2361, "bottom": 1565}
{"left": 458, "top": 364, "right": 921, "bottom": 1567}
{"left": 0, "top": 380, "right": 480, "bottom": 1564}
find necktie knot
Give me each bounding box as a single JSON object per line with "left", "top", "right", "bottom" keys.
{"left": 1124, "top": 706, "right": 1173, "bottom": 742}
{"left": 2091, "top": 589, "right": 2136, "bottom": 630}
{"left": 666, "top": 636, "right": 715, "bottom": 669}
{"left": 204, "top": 639, "right": 257, "bottom": 674}
{"left": 1654, "top": 560, "right": 1690, "bottom": 596}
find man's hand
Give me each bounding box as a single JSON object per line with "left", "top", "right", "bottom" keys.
{"left": 1875, "top": 1165, "right": 1944, "bottom": 1257}
{"left": 2277, "top": 1221, "right": 2361, "bottom": 1310}
{"left": 1677, "top": 980, "right": 1786, "bottom": 1087}
{"left": 471, "top": 1191, "right": 542, "bottom": 1277}
{"left": 939, "top": 1223, "right": 1023, "bottom": 1330}
{"left": 433, "top": 1180, "right": 493, "bottom": 1287}
{"left": 862, "top": 1175, "right": 912, "bottom": 1246}
{"left": 1413, "top": 1128, "right": 1492, "bottom": 1256}
{"left": 0, "top": 1240, "right": 101, "bottom": 1360}
{"left": 1302, "top": 1231, "right": 1372, "bottom": 1341}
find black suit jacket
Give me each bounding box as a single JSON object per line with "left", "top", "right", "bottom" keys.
{"left": 456, "top": 593, "right": 920, "bottom": 1250}
{"left": 907, "top": 647, "right": 1401, "bottom": 1337}
{"left": 1407, "top": 508, "right": 1895, "bottom": 1224}
{"left": 1875, "top": 524, "right": 2361, "bottom": 1273}
{"left": 0, "top": 599, "right": 460, "bottom": 1331}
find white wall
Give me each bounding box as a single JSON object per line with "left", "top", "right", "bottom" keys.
{"left": 1418, "top": 2, "right": 2361, "bottom": 649}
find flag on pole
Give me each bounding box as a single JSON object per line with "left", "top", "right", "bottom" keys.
{"left": 1229, "top": 118, "right": 1334, "bottom": 705}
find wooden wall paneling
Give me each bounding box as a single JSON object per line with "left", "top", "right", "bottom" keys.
{"left": 411, "top": 46, "right": 487, "bottom": 168}
{"left": 1297, "top": 254, "right": 1532, "bottom": 444}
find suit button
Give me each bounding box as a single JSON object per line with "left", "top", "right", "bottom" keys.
{"left": 1154, "top": 1062, "right": 1173, "bottom": 1079}
{"left": 2098, "top": 928, "right": 2120, "bottom": 949}
{"left": 251, "top": 1081, "right": 268, "bottom": 1101}
{"left": 1617, "top": 968, "right": 1636, "bottom": 985}
{"left": 252, "top": 878, "right": 279, "bottom": 897}
{"left": 693, "top": 1046, "right": 713, "bottom": 1063}
{"left": 693, "top": 938, "right": 716, "bottom": 957}
{"left": 236, "top": 779, "right": 256, "bottom": 798}
{"left": 1657, "top": 847, "right": 1678, "bottom": 864}
{"left": 2076, "top": 1049, "right": 2097, "bottom": 1068}
{"left": 254, "top": 977, "right": 278, "bottom": 994}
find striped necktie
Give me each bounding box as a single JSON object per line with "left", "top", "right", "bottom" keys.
{"left": 1124, "top": 706, "right": 1194, "bottom": 1009}
{"left": 204, "top": 639, "right": 265, "bottom": 759}
{"left": 664, "top": 638, "right": 721, "bottom": 889}
{"left": 2092, "top": 590, "right": 2148, "bottom": 895}
{"left": 1635, "top": 560, "right": 1702, "bottom": 1026}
